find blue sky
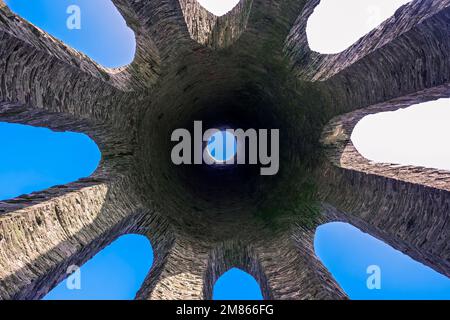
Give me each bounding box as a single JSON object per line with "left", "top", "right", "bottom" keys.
{"left": 44, "top": 234, "right": 153, "bottom": 300}
{"left": 1, "top": 0, "right": 449, "bottom": 300}
{"left": 315, "top": 223, "right": 450, "bottom": 300}
{"left": 5, "top": 0, "right": 135, "bottom": 67}
{"left": 0, "top": 122, "right": 100, "bottom": 201}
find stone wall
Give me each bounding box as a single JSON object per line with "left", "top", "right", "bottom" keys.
{"left": 319, "top": 84, "right": 450, "bottom": 277}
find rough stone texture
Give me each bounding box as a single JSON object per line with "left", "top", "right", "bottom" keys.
{"left": 0, "top": 0, "right": 448, "bottom": 300}
{"left": 287, "top": 0, "right": 450, "bottom": 115}
{"left": 137, "top": 234, "right": 209, "bottom": 300}
{"left": 179, "top": 0, "right": 253, "bottom": 49}
{"left": 0, "top": 179, "right": 137, "bottom": 300}
{"left": 319, "top": 84, "right": 450, "bottom": 278}
{"left": 253, "top": 224, "right": 347, "bottom": 300}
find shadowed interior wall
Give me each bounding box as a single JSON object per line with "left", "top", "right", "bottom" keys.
{"left": 0, "top": 0, "right": 448, "bottom": 300}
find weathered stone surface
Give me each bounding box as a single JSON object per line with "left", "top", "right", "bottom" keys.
{"left": 179, "top": 0, "right": 253, "bottom": 49}
{"left": 253, "top": 225, "right": 347, "bottom": 300}
{"left": 0, "top": 0, "right": 448, "bottom": 300}
{"left": 319, "top": 84, "right": 450, "bottom": 278}
{"left": 287, "top": 0, "right": 450, "bottom": 115}
{"left": 0, "top": 176, "right": 145, "bottom": 300}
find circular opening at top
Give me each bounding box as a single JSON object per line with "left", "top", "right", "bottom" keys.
{"left": 207, "top": 130, "right": 237, "bottom": 163}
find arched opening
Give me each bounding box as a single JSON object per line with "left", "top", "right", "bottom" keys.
{"left": 0, "top": 122, "right": 100, "bottom": 201}
{"left": 314, "top": 222, "right": 450, "bottom": 299}
{"left": 213, "top": 268, "right": 263, "bottom": 300}
{"left": 197, "top": 0, "right": 241, "bottom": 17}
{"left": 44, "top": 234, "right": 153, "bottom": 300}
{"left": 351, "top": 98, "right": 450, "bottom": 171}
{"left": 306, "top": 0, "right": 412, "bottom": 54}
{"left": 4, "top": 0, "right": 136, "bottom": 68}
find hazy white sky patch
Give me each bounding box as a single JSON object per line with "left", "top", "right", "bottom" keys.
{"left": 197, "top": 0, "right": 241, "bottom": 16}
{"left": 307, "top": 0, "right": 412, "bottom": 54}
{"left": 351, "top": 99, "right": 450, "bottom": 171}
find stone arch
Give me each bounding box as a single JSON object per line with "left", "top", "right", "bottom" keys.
{"left": 306, "top": 0, "right": 412, "bottom": 54}
{"left": 0, "top": 121, "right": 100, "bottom": 200}
{"left": 285, "top": 0, "right": 449, "bottom": 87}
{"left": 2, "top": 0, "right": 160, "bottom": 91}
{"left": 178, "top": 0, "right": 253, "bottom": 49}
{"left": 212, "top": 267, "right": 263, "bottom": 300}
{"left": 204, "top": 241, "right": 271, "bottom": 300}
{"left": 314, "top": 221, "right": 450, "bottom": 299}
{"left": 351, "top": 97, "right": 450, "bottom": 171}
{"left": 1, "top": 0, "right": 448, "bottom": 301}
{"left": 44, "top": 233, "right": 153, "bottom": 299}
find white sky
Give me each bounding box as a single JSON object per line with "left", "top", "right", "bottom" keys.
{"left": 307, "top": 0, "right": 412, "bottom": 54}
{"left": 352, "top": 99, "right": 450, "bottom": 171}
{"left": 197, "top": 1, "right": 449, "bottom": 172}
{"left": 197, "top": 0, "right": 241, "bottom": 16}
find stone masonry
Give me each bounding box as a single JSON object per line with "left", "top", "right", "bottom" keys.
{"left": 0, "top": 0, "right": 449, "bottom": 299}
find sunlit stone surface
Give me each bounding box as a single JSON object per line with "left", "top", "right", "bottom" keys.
{"left": 0, "top": 0, "right": 448, "bottom": 300}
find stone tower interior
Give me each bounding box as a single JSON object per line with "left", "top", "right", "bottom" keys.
{"left": 0, "top": 0, "right": 449, "bottom": 300}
